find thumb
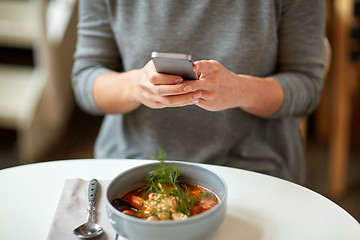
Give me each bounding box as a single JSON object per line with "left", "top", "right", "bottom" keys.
{"left": 193, "top": 61, "right": 205, "bottom": 79}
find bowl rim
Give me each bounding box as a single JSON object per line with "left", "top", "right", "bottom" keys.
{"left": 105, "top": 160, "right": 228, "bottom": 225}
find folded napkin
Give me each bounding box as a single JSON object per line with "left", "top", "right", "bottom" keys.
{"left": 47, "top": 179, "right": 116, "bottom": 240}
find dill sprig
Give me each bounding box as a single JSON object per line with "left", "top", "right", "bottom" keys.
{"left": 141, "top": 148, "right": 199, "bottom": 216}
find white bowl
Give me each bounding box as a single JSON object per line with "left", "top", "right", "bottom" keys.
{"left": 106, "top": 161, "right": 227, "bottom": 240}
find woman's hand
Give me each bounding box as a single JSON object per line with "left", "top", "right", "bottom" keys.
{"left": 93, "top": 59, "right": 283, "bottom": 117}
{"left": 185, "top": 60, "right": 284, "bottom": 117}
{"left": 93, "top": 60, "right": 201, "bottom": 114}
{"left": 190, "top": 60, "right": 243, "bottom": 111}
{"left": 133, "top": 60, "right": 201, "bottom": 109}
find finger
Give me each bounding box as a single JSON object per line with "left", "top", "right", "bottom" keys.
{"left": 146, "top": 61, "right": 184, "bottom": 85}
{"left": 158, "top": 92, "right": 201, "bottom": 106}
{"left": 193, "top": 61, "right": 203, "bottom": 78}
{"left": 171, "top": 99, "right": 199, "bottom": 107}
{"left": 194, "top": 98, "right": 213, "bottom": 111}
{"left": 153, "top": 82, "right": 201, "bottom": 96}
{"left": 194, "top": 61, "right": 210, "bottom": 80}
{"left": 149, "top": 72, "right": 183, "bottom": 85}
{"left": 194, "top": 60, "right": 221, "bottom": 77}
{"left": 195, "top": 91, "right": 214, "bottom": 101}
{"left": 194, "top": 60, "right": 213, "bottom": 72}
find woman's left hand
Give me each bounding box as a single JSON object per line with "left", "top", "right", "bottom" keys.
{"left": 186, "top": 60, "right": 284, "bottom": 117}
{"left": 187, "top": 60, "right": 243, "bottom": 111}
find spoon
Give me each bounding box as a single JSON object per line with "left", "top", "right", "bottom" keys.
{"left": 73, "top": 179, "right": 104, "bottom": 238}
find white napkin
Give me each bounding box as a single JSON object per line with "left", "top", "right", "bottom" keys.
{"left": 47, "top": 179, "right": 115, "bottom": 240}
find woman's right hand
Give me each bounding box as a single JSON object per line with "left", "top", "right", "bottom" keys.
{"left": 133, "top": 60, "right": 201, "bottom": 109}
{"left": 93, "top": 60, "right": 201, "bottom": 114}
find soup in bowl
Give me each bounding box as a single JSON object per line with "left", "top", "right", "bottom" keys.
{"left": 106, "top": 161, "right": 227, "bottom": 240}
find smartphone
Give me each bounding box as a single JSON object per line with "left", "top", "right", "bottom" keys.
{"left": 151, "top": 52, "right": 197, "bottom": 80}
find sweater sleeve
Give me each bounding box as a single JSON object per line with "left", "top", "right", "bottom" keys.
{"left": 72, "top": 0, "right": 122, "bottom": 115}
{"left": 270, "top": 0, "right": 326, "bottom": 118}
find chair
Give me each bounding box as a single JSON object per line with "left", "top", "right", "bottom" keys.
{"left": 326, "top": 0, "right": 359, "bottom": 198}
{"left": 0, "top": 0, "right": 77, "bottom": 163}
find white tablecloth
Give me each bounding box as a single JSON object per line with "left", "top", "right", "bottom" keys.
{"left": 0, "top": 159, "right": 359, "bottom": 240}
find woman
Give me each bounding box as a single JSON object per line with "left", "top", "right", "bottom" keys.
{"left": 72, "top": 0, "right": 325, "bottom": 183}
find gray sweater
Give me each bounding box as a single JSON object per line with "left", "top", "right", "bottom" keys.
{"left": 72, "top": 0, "right": 325, "bottom": 183}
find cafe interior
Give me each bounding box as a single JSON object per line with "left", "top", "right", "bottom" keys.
{"left": 0, "top": 0, "right": 359, "bottom": 224}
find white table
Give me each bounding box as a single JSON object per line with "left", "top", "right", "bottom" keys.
{"left": 0, "top": 159, "right": 359, "bottom": 240}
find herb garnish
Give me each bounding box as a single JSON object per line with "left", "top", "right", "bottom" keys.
{"left": 141, "top": 148, "right": 200, "bottom": 216}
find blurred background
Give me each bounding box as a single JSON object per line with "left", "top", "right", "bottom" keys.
{"left": 0, "top": 0, "right": 359, "bottom": 222}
